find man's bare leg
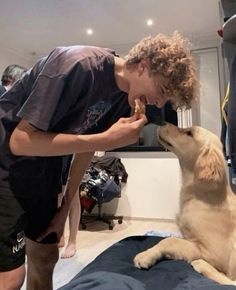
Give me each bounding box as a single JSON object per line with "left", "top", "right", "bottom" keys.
{"left": 61, "top": 192, "right": 81, "bottom": 259}
{"left": 26, "top": 239, "right": 59, "bottom": 290}
{"left": 0, "top": 265, "right": 25, "bottom": 290}
{"left": 58, "top": 234, "right": 65, "bottom": 248}
{"left": 57, "top": 191, "right": 65, "bottom": 248}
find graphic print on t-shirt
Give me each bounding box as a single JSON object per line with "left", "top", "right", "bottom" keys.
{"left": 81, "top": 101, "right": 112, "bottom": 132}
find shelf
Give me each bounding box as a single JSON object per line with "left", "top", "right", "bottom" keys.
{"left": 223, "top": 14, "right": 236, "bottom": 44}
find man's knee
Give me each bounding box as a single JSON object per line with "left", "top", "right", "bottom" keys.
{"left": 39, "top": 249, "right": 59, "bottom": 269}
{"left": 27, "top": 242, "right": 59, "bottom": 271}
{"left": 0, "top": 265, "right": 25, "bottom": 290}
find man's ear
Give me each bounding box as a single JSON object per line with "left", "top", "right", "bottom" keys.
{"left": 138, "top": 59, "right": 147, "bottom": 76}
{"left": 195, "top": 147, "right": 226, "bottom": 183}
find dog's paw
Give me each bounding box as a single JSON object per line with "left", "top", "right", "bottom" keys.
{"left": 134, "top": 250, "right": 157, "bottom": 269}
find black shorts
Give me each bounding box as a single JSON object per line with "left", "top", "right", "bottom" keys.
{"left": 0, "top": 156, "right": 63, "bottom": 272}
{"left": 61, "top": 155, "right": 73, "bottom": 185}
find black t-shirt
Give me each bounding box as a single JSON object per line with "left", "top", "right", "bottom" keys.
{"left": 0, "top": 46, "right": 131, "bottom": 196}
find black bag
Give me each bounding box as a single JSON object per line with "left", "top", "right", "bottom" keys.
{"left": 91, "top": 156, "right": 128, "bottom": 183}
{"left": 80, "top": 156, "right": 128, "bottom": 204}
{"left": 80, "top": 166, "right": 121, "bottom": 204}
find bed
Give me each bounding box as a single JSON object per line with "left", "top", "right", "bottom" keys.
{"left": 59, "top": 235, "right": 236, "bottom": 290}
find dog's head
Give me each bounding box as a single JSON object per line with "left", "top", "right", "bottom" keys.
{"left": 158, "top": 124, "right": 226, "bottom": 184}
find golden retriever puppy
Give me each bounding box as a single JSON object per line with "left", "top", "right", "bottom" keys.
{"left": 134, "top": 124, "right": 236, "bottom": 285}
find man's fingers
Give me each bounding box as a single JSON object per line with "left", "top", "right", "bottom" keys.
{"left": 119, "top": 116, "right": 136, "bottom": 123}
{"left": 119, "top": 113, "right": 146, "bottom": 124}
{"left": 134, "top": 114, "right": 147, "bottom": 125}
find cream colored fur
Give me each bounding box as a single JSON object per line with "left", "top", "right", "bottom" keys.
{"left": 134, "top": 124, "right": 236, "bottom": 285}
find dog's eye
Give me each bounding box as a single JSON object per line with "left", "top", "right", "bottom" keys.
{"left": 185, "top": 131, "right": 193, "bottom": 137}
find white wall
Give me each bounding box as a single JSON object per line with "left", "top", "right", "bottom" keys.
{"left": 0, "top": 46, "right": 33, "bottom": 76}
{"left": 103, "top": 152, "right": 181, "bottom": 220}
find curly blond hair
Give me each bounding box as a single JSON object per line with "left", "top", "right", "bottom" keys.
{"left": 126, "top": 32, "right": 198, "bottom": 108}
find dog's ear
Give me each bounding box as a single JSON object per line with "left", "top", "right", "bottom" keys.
{"left": 195, "top": 147, "right": 226, "bottom": 183}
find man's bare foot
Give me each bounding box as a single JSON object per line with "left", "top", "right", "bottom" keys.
{"left": 61, "top": 243, "right": 77, "bottom": 259}
{"left": 58, "top": 235, "right": 65, "bottom": 248}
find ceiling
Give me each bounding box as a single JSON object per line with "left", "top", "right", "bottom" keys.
{"left": 0, "top": 0, "right": 221, "bottom": 60}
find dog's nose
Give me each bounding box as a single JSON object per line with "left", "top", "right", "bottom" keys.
{"left": 160, "top": 120, "right": 167, "bottom": 126}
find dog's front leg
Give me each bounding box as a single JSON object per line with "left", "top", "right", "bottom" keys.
{"left": 192, "top": 259, "right": 236, "bottom": 285}
{"left": 134, "top": 237, "right": 200, "bottom": 269}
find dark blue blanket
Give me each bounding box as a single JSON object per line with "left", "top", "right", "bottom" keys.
{"left": 59, "top": 236, "right": 236, "bottom": 290}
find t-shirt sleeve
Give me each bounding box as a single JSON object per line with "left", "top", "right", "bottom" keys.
{"left": 17, "top": 74, "right": 65, "bottom": 131}
{"left": 16, "top": 46, "right": 113, "bottom": 132}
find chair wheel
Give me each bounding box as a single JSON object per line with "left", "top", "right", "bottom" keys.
{"left": 118, "top": 219, "right": 123, "bottom": 224}
{"left": 109, "top": 224, "right": 113, "bottom": 230}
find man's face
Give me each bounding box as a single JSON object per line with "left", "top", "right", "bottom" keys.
{"left": 128, "top": 61, "right": 169, "bottom": 109}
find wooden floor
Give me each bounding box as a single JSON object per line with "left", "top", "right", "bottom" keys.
{"left": 21, "top": 218, "right": 178, "bottom": 290}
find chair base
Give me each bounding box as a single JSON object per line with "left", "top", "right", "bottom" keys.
{"left": 80, "top": 204, "right": 123, "bottom": 230}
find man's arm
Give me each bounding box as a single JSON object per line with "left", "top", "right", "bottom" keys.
{"left": 64, "top": 152, "right": 94, "bottom": 208}
{"left": 36, "top": 151, "right": 94, "bottom": 242}
{"left": 9, "top": 115, "right": 147, "bottom": 156}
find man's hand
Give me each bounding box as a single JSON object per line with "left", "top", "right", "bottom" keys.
{"left": 102, "top": 114, "right": 147, "bottom": 150}
{"left": 36, "top": 198, "right": 69, "bottom": 243}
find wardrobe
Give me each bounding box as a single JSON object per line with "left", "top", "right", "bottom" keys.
{"left": 220, "top": 0, "right": 236, "bottom": 191}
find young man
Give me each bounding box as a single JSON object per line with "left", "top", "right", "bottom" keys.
{"left": 0, "top": 32, "right": 197, "bottom": 290}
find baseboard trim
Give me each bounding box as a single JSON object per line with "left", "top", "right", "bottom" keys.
{"left": 123, "top": 216, "right": 175, "bottom": 223}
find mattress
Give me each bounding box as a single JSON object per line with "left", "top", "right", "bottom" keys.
{"left": 59, "top": 235, "right": 235, "bottom": 290}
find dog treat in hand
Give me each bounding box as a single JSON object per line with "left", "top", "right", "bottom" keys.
{"left": 134, "top": 99, "right": 146, "bottom": 115}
